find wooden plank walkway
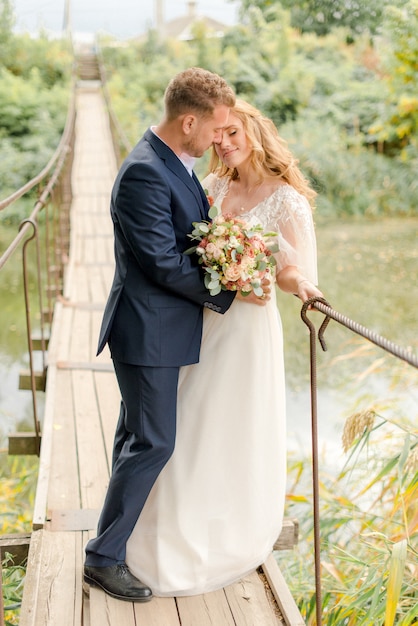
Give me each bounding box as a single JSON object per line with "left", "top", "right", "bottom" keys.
{"left": 18, "top": 81, "right": 305, "bottom": 626}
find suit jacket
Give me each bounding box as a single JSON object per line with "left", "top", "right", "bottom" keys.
{"left": 97, "top": 129, "right": 235, "bottom": 366}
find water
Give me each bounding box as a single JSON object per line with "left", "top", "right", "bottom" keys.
{"left": 0, "top": 216, "right": 417, "bottom": 455}
{"left": 278, "top": 215, "right": 418, "bottom": 463}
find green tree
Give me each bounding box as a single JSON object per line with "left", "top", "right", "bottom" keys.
{"left": 369, "top": 0, "right": 418, "bottom": 161}
{"left": 238, "top": 0, "right": 402, "bottom": 36}
{"left": 0, "top": 0, "right": 14, "bottom": 59}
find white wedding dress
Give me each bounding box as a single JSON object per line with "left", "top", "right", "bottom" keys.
{"left": 126, "top": 175, "right": 318, "bottom": 596}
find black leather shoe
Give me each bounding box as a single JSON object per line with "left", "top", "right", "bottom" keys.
{"left": 84, "top": 564, "right": 153, "bottom": 602}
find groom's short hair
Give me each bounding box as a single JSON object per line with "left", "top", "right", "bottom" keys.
{"left": 164, "top": 67, "right": 235, "bottom": 121}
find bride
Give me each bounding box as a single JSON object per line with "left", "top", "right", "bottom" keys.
{"left": 125, "top": 99, "right": 324, "bottom": 596}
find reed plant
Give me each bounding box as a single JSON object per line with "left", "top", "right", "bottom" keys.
{"left": 0, "top": 455, "right": 38, "bottom": 534}
{"left": 0, "top": 455, "right": 37, "bottom": 623}
{"left": 280, "top": 400, "right": 418, "bottom": 624}
{"left": 1, "top": 554, "right": 25, "bottom": 626}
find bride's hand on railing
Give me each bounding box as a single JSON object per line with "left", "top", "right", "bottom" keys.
{"left": 296, "top": 279, "right": 324, "bottom": 309}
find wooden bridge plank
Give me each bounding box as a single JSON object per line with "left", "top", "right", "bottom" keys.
{"left": 134, "top": 597, "right": 180, "bottom": 625}
{"left": 68, "top": 308, "right": 91, "bottom": 363}
{"left": 96, "top": 234, "right": 113, "bottom": 265}
{"left": 19, "top": 530, "right": 80, "bottom": 626}
{"left": 91, "top": 310, "right": 107, "bottom": 364}
{"left": 72, "top": 369, "right": 110, "bottom": 509}
{"left": 93, "top": 370, "right": 119, "bottom": 464}
{"left": 46, "top": 368, "right": 80, "bottom": 512}
{"left": 224, "top": 570, "right": 284, "bottom": 625}
{"left": 53, "top": 301, "right": 73, "bottom": 364}
{"left": 176, "top": 588, "right": 236, "bottom": 625}
{"left": 69, "top": 266, "right": 91, "bottom": 306}
{"left": 88, "top": 588, "right": 137, "bottom": 626}
{"left": 87, "top": 264, "right": 108, "bottom": 307}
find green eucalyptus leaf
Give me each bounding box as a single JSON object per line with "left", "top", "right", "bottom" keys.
{"left": 207, "top": 268, "right": 220, "bottom": 279}
{"left": 208, "top": 205, "right": 220, "bottom": 219}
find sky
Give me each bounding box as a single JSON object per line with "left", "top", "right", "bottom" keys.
{"left": 12, "top": 0, "right": 240, "bottom": 40}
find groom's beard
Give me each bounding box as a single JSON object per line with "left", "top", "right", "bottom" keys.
{"left": 183, "top": 133, "right": 209, "bottom": 159}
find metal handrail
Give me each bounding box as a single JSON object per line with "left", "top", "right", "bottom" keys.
{"left": 0, "top": 82, "right": 76, "bottom": 454}
{"left": 301, "top": 297, "right": 417, "bottom": 626}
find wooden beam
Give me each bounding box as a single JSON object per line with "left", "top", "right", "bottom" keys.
{"left": 18, "top": 370, "right": 46, "bottom": 391}
{"left": 8, "top": 433, "right": 41, "bottom": 456}
{"left": 0, "top": 533, "right": 31, "bottom": 566}
{"left": 31, "top": 336, "right": 50, "bottom": 351}
{"left": 42, "top": 309, "right": 53, "bottom": 324}
{"left": 274, "top": 518, "right": 299, "bottom": 551}
{"left": 262, "top": 554, "right": 305, "bottom": 626}
{"left": 0, "top": 559, "right": 4, "bottom": 626}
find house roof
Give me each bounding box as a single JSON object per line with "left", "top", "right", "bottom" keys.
{"left": 163, "top": 13, "right": 229, "bottom": 40}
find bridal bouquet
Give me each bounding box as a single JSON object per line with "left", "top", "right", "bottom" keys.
{"left": 186, "top": 203, "right": 278, "bottom": 297}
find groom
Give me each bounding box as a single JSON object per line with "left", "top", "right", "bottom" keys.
{"left": 83, "top": 67, "right": 270, "bottom": 602}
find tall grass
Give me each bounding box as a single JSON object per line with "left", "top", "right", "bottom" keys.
{"left": 1, "top": 554, "right": 25, "bottom": 626}
{"left": 279, "top": 359, "right": 418, "bottom": 625}
{"left": 0, "top": 455, "right": 38, "bottom": 534}
{"left": 1, "top": 455, "right": 38, "bottom": 624}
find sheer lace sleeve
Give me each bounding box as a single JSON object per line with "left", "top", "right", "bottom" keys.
{"left": 201, "top": 173, "right": 229, "bottom": 207}
{"left": 275, "top": 188, "right": 318, "bottom": 284}
{"left": 254, "top": 185, "right": 318, "bottom": 285}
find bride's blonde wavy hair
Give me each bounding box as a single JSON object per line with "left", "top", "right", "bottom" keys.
{"left": 208, "top": 99, "right": 316, "bottom": 205}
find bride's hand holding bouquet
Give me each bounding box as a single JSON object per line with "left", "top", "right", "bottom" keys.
{"left": 186, "top": 202, "right": 278, "bottom": 303}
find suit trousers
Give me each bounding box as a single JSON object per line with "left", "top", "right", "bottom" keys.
{"left": 85, "top": 360, "right": 179, "bottom": 566}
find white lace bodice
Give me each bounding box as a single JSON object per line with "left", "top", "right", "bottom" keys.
{"left": 202, "top": 173, "right": 318, "bottom": 284}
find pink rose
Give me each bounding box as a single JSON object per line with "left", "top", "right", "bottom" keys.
{"left": 224, "top": 264, "right": 242, "bottom": 282}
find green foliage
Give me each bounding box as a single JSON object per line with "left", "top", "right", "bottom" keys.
{"left": 0, "top": 455, "right": 38, "bottom": 534}
{"left": 368, "top": 0, "right": 418, "bottom": 162}
{"left": 281, "top": 401, "right": 418, "bottom": 624}
{"left": 99, "top": 11, "right": 417, "bottom": 216}
{"left": 284, "top": 116, "right": 418, "bottom": 217}
{"left": 2, "top": 553, "right": 25, "bottom": 625}
{"left": 0, "top": 32, "right": 71, "bottom": 198}
{"left": 3, "top": 33, "right": 72, "bottom": 85}
{"left": 0, "top": 0, "right": 14, "bottom": 52}
{"left": 238, "top": 0, "right": 404, "bottom": 37}
{"left": 0, "top": 457, "right": 36, "bottom": 623}
{"left": 0, "top": 67, "right": 67, "bottom": 137}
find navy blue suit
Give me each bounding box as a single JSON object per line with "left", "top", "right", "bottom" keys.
{"left": 85, "top": 129, "right": 234, "bottom": 566}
